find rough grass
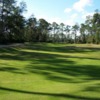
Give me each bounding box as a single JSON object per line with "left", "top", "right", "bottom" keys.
{"left": 0, "top": 43, "right": 100, "bottom": 100}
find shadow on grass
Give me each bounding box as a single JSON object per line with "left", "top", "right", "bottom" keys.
{"left": 1, "top": 43, "right": 100, "bottom": 54}
{"left": 0, "top": 48, "right": 20, "bottom": 54}
{"left": 0, "top": 44, "right": 100, "bottom": 99}
{"left": 25, "top": 64, "right": 100, "bottom": 83}
{"left": 0, "top": 46, "right": 100, "bottom": 61}
{"left": 0, "top": 46, "right": 100, "bottom": 83}
{"left": 25, "top": 43, "right": 100, "bottom": 53}
{"left": 83, "top": 83, "right": 100, "bottom": 92}
{"left": 0, "top": 86, "right": 100, "bottom": 100}
{"left": 0, "top": 67, "right": 26, "bottom": 74}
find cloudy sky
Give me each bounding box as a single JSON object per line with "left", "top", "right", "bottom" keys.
{"left": 18, "top": 0, "right": 100, "bottom": 25}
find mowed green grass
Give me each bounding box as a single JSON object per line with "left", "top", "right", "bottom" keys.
{"left": 0, "top": 43, "right": 100, "bottom": 100}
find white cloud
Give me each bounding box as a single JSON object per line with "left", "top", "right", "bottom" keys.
{"left": 64, "top": 0, "right": 93, "bottom": 25}
{"left": 65, "top": 20, "right": 75, "bottom": 26}
{"left": 73, "top": 0, "right": 92, "bottom": 12}
{"left": 71, "top": 13, "right": 78, "bottom": 19}
{"left": 64, "top": 8, "right": 72, "bottom": 13}
{"left": 65, "top": 13, "right": 78, "bottom": 25}
{"left": 64, "top": 0, "right": 92, "bottom": 13}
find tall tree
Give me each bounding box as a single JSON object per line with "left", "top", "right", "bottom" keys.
{"left": 59, "top": 23, "right": 65, "bottom": 42}
{"left": 72, "top": 24, "right": 79, "bottom": 43}
{"left": 0, "top": 0, "right": 16, "bottom": 43}
{"left": 80, "top": 23, "right": 86, "bottom": 43}
{"left": 0, "top": 0, "right": 26, "bottom": 43}
{"left": 52, "top": 22, "right": 59, "bottom": 42}
{"left": 65, "top": 25, "right": 71, "bottom": 43}
{"left": 38, "top": 18, "right": 50, "bottom": 42}
{"left": 25, "top": 15, "right": 37, "bottom": 42}
{"left": 85, "top": 15, "right": 94, "bottom": 43}
{"left": 92, "top": 10, "right": 100, "bottom": 44}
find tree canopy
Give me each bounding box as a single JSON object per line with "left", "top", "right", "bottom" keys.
{"left": 0, "top": 0, "right": 100, "bottom": 44}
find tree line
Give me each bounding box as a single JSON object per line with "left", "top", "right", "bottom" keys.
{"left": 0, "top": 0, "right": 100, "bottom": 44}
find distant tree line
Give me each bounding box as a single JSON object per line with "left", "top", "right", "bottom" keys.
{"left": 0, "top": 0, "right": 100, "bottom": 44}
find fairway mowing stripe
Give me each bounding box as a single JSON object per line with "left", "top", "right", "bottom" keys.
{"left": 20, "top": 49, "right": 87, "bottom": 57}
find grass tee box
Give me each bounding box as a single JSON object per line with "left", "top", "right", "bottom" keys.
{"left": 0, "top": 43, "right": 100, "bottom": 100}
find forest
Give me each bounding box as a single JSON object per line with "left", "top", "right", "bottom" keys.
{"left": 0, "top": 0, "right": 100, "bottom": 44}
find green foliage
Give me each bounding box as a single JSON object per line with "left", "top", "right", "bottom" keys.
{"left": 0, "top": 0, "right": 26, "bottom": 44}
{"left": 85, "top": 12, "right": 100, "bottom": 44}
{"left": 0, "top": 0, "right": 100, "bottom": 44}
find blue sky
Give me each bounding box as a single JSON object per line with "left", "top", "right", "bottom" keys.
{"left": 18, "top": 0, "right": 100, "bottom": 25}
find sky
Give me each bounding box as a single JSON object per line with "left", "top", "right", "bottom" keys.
{"left": 17, "top": 0, "right": 100, "bottom": 25}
